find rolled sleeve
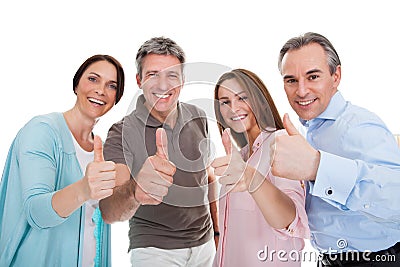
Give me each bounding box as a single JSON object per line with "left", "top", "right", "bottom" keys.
{"left": 18, "top": 121, "right": 68, "bottom": 229}
{"left": 273, "top": 178, "right": 310, "bottom": 239}
{"left": 25, "top": 191, "right": 66, "bottom": 229}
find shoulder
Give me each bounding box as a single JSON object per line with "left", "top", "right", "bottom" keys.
{"left": 341, "top": 102, "right": 385, "bottom": 127}
{"left": 17, "top": 112, "right": 74, "bottom": 153}
{"left": 19, "top": 113, "right": 65, "bottom": 139}
{"left": 180, "top": 102, "right": 207, "bottom": 117}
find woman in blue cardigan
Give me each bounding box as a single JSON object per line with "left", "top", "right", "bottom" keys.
{"left": 0, "top": 54, "right": 125, "bottom": 266}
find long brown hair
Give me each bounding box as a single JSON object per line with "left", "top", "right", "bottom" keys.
{"left": 214, "top": 68, "right": 283, "bottom": 148}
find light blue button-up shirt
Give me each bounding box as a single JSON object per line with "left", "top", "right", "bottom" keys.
{"left": 302, "top": 92, "right": 400, "bottom": 253}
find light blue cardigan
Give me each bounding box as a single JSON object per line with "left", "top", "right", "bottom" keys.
{"left": 0, "top": 113, "right": 111, "bottom": 267}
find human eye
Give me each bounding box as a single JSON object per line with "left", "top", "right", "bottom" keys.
{"left": 239, "top": 95, "right": 248, "bottom": 101}
{"left": 88, "top": 76, "right": 97, "bottom": 82}
{"left": 109, "top": 83, "right": 117, "bottom": 90}
{"left": 147, "top": 72, "right": 158, "bottom": 78}
{"left": 219, "top": 100, "right": 230, "bottom": 106}
{"left": 168, "top": 72, "right": 179, "bottom": 79}
{"left": 308, "top": 74, "right": 319, "bottom": 80}
{"left": 285, "top": 78, "right": 297, "bottom": 84}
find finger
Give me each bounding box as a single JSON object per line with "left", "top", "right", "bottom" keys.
{"left": 93, "top": 135, "right": 105, "bottom": 162}
{"left": 97, "top": 189, "right": 114, "bottom": 200}
{"left": 96, "top": 171, "right": 116, "bottom": 181}
{"left": 222, "top": 128, "right": 232, "bottom": 155}
{"left": 98, "top": 179, "right": 116, "bottom": 190}
{"left": 213, "top": 166, "right": 229, "bottom": 177}
{"left": 156, "top": 128, "right": 169, "bottom": 160}
{"left": 152, "top": 172, "right": 174, "bottom": 187}
{"left": 95, "top": 161, "right": 116, "bottom": 172}
{"left": 283, "top": 113, "right": 300, "bottom": 136}
{"left": 210, "top": 156, "right": 230, "bottom": 169}
{"left": 149, "top": 156, "right": 176, "bottom": 176}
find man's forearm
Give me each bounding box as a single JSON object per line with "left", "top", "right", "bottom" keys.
{"left": 99, "top": 179, "right": 140, "bottom": 223}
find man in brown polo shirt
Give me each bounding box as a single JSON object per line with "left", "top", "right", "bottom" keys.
{"left": 99, "top": 36, "right": 218, "bottom": 266}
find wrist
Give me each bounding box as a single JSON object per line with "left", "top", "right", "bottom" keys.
{"left": 308, "top": 150, "right": 321, "bottom": 181}
{"left": 77, "top": 178, "right": 90, "bottom": 204}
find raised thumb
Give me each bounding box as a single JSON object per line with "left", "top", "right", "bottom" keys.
{"left": 156, "top": 128, "right": 169, "bottom": 160}
{"left": 222, "top": 128, "right": 233, "bottom": 155}
{"left": 93, "top": 135, "right": 105, "bottom": 162}
{"left": 283, "top": 113, "right": 300, "bottom": 136}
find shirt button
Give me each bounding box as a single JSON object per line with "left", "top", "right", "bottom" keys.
{"left": 363, "top": 203, "right": 370, "bottom": 209}
{"left": 325, "top": 187, "right": 333, "bottom": 196}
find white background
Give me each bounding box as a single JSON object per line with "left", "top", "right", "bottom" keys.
{"left": 1, "top": 0, "right": 399, "bottom": 266}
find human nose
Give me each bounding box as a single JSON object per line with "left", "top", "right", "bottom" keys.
{"left": 296, "top": 78, "right": 309, "bottom": 97}
{"left": 95, "top": 82, "right": 106, "bottom": 96}
{"left": 155, "top": 74, "right": 170, "bottom": 92}
{"left": 230, "top": 99, "right": 241, "bottom": 113}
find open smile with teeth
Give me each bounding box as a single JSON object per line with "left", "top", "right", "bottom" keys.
{"left": 88, "top": 97, "right": 105, "bottom": 105}
{"left": 154, "top": 93, "right": 171, "bottom": 99}
{"left": 231, "top": 114, "right": 247, "bottom": 121}
{"left": 297, "top": 98, "right": 316, "bottom": 106}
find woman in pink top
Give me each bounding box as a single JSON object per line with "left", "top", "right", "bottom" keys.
{"left": 212, "top": 69, "right": 310, "bottom": 266}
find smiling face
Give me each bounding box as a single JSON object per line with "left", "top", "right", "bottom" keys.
{"left": 281, "top": 43, "right": 341, "bottom": 120}
{"left": 136, "top": 54, "right": 183, "bottom": 122}
{"left": 74, "top": 60, "right": 117, "bottom": 119}
{"left": 217, "top": 79, "right": 259, "bottom": 137}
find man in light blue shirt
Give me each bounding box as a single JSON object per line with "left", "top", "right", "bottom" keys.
{"left": 271, "top": 32, "right": 400, "bottom": 266}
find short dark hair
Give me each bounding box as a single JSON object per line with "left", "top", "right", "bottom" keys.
{"left": 135, "top": 37, "right": 185, "bottom": 79}
{"left": 73, "top": 54, "right": 125, "bottom": 104}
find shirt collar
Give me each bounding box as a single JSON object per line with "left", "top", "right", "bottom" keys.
{"left": 241, "top": 128, "right": 275, "bottom": 157}
{"left": 133, "top": 94, "right": 193, "bottom": 128}
{"left": 300, "top": 91, "right": 347, "bottom": 127}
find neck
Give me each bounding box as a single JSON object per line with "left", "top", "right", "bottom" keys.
{"left": 246, "top": 126, "right": 261, "bottom": 154}
{"left": 148, "top": 106, "right": 179, "bottom": 129}
{"left": 63, "top": 106, "right": 97, "bottom": 143}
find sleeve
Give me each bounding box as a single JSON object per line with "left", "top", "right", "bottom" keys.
{"left": 310, "top": 121, "right": 400, "bottom": 221}
{"left": 266, "top": 130, "right": 310, "bottom": 239}
{"left": 17, "top": 120, "right": 67, "bottom": 229}
{"left": 273, "top": 175, "right": 310, "bottom": 239}
{"left": 103, "top": 121, "right": 128, "bottom": 164}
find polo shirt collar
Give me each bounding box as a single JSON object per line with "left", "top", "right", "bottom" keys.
{"left": 133, "top": 94, "right": 194, "bottom": 128}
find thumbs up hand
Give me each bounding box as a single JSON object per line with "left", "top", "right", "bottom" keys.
{"left": 271, "top": 113, "right": 320, "bottom": 181}
{"left": 134, "top": 128, "right": 176, "bottom": 205}
{"left": 83, "top": 135, "right": 116, "bottom": 201}
{"left": 211, "top": 129, "right": 260, "bottom": 193}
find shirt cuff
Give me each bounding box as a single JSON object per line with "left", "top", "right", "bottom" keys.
{"left": 311, "top": 151, "right": 358, "bottom": 205}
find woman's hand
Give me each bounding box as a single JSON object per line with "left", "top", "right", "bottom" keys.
{"left": 83, "top": 135, "right": 116, "bottom": 201}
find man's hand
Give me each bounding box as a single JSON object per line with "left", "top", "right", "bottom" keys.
{"left": 271, "top": 114, "right": 320, "bottom": 181}
{"left": 134, "top": 128, "right": 176, "bottom": 205}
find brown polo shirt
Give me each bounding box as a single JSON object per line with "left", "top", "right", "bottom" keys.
{"left": 104, "top": 95, "right": 213, "bottom": 250}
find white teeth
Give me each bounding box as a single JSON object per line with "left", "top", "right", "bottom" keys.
{"left": 88, "top": 98, "right": 105, "bottom": 105}
{"left": 298, "top": 99, "right": 315, "bottom": 106}
{"left": 155, "top": 93, "right": 169, "bottom": 99}
{"left": 231, "top": 115, "right": 246, "bottom": 121}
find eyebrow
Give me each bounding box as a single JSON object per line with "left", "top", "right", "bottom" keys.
{"left": 283, "top": 69, "right": 322, "bottom": 80}
{"left": 306, "top": 69, "right": 322, "bottom": 75}
{"left": 218, "top": 91, "right": 246, "bottom": 100}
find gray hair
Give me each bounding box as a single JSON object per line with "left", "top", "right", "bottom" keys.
{"left": 278, "top": 32, "right": 341, "bottom": 75}
{"left": 135, "top": 36, "right": 186, "bottom": 79}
